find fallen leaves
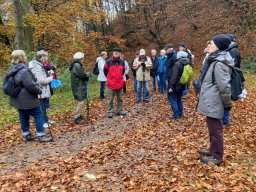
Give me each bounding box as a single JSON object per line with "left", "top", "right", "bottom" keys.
{"left": 0, "top": 74, "right": 255, "bottom": 191}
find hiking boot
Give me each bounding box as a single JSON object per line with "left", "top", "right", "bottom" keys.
{"left": 117, "top": 111, "right": 126, "bottom": 116}
{"left": 108, "top": 113, "right": 113, "bottom": 118}
{"left": 201, "top": 156, "right": 223, "bottom": 165}
{"left": 74, "top": 116, "right": 83, "bottom": 124}
{"left": 37, "top": 135, "right": 53, "bottom": 143}
{"left": 198, "top": 149, "right": 212, "bottom": 156}
{"left": 23, "top": 133, "right": 34, "bottom": 142}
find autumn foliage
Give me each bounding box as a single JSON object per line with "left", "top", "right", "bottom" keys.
{"left": 0, "top": 0, "right": 125, "bottom": 68}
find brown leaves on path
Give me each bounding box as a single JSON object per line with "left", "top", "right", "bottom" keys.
{"left": 0, "top": 78, "right": 255, "bottom": 191}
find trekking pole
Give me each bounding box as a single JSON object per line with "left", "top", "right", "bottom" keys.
{"left": 39, "top": 94, "right": 54, "bottom": 140}
{"left": 85, "top": 80, "right": 90, "bottom": 121}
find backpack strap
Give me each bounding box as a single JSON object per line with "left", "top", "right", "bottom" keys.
{"left": 211, "top": 61, "right": 218, "bottom": 85}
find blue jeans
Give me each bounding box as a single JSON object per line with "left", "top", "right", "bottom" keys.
{"left": 182, "top": 84, "right": 189, "bottom": 97}
{"left": 18, "top": 107, "right": 45, "bottom": 136}
{"left": 133, "top": 76, "right": 137, "bottom": 92}
{"left": 168, "top": 92, "right": 183, "bottom": 119}
{"left": 137, "top": 81, "right": 150, "bottom": 102}
{"left": 159, "top": 72, "right": 166, "bottom": 93}
{"left": 152, "top": 76, "right": 157, "bottom": 91}
{"left": 40, "top": 98, "right": 49, "bottom": 124}
{"left": 223, "top": 109, "right": 230, "bottom": 125}
{"left": 100, "top": 81, "right": 106, "bottom": 99}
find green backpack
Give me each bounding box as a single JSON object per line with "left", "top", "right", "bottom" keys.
{"left": 180, "top": 64, "right": 194, "bottom": 85}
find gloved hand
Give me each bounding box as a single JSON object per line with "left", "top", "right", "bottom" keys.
{"left": 141, "top": 63, "right": 146, "bottom": 68}
{"left": 224, "top": 106, "right": 232, "bottom": 111}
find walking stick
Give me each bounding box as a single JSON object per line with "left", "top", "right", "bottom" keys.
{"left": 85, "top": 80, "right": 90, "bottom": 121}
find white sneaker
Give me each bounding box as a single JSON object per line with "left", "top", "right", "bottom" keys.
{"left": 48, "top": 120, "right": 55, "bottom": 124}
{"left": 43, "top": 123, "right": 51, "bottom": 128}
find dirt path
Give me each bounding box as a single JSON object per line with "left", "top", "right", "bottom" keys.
{"left": 0, "top": 87, "right": 255, "bottom": 191}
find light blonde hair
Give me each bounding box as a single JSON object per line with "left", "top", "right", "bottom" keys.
{"left": 160, "top": 49, "right": 166, "bottom": 55}
{"left": 11, "top": 50, "right": 26, "bottom": 64}
{"left": 36, "top": 50, "right": 48, "bottom": 63}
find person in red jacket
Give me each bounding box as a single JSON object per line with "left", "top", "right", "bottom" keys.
{"left": 104, "top": 48, "right": 126, "bottom": 118}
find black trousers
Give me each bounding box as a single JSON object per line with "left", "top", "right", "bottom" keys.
{"left": 207, "top": 117, "right": 224, "bottom": 160}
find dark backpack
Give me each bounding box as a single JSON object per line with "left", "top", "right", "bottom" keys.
{"left": 3, "top": 73, "right": 21, "bottom": 98}
{"left": 93, "top": 61, "right": 99, "bottom": 75}
{"left": 212, "top": 63, "right": 245, "bottom": 101}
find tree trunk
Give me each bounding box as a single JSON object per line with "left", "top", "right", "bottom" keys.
{"left": 22, "top": 0, "right": 34, "bottom": 52}
{"left": 13, "top": 0, "right": 26, "bottom": 50}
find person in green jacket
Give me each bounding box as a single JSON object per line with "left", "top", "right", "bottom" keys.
{"left": 69, "top": 52, "right": 90, "bottom": 124}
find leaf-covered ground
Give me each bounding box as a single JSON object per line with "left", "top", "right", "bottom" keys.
{"left": 0, "top": 76, "right": 255, "bottom": 191}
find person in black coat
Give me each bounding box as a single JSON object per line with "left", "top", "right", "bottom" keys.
{"left": 165, "top": 44, "right": 177, "bottom": 81}
{"left": 150, "top": 49, "right": 159, "bottom": 91}
{"left": 168, "top": 51, "right": 190, "bottom": 120}
{"left": 227, "top": 34, "right": 241, "bottom": 69}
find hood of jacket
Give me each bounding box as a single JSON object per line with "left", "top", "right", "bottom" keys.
{"left": 29, "top": 59, "right": 43, "bottom": 69}
{"left": 69, "top": 60, "right": 81, "bottom": 71}
{"left": 228, "top": 42, "right": 239, "bottom": 51}
{"left": 96, "top": 56, "right": 105, "bottom": 63}
{"left": 208, "top": 51, "right": 235, "bottom": 67}
{"left": 176, "top": 58, "right": 190, "bottom": 65}
{"left": 6, "top": 63, "right": 27, "bottom": 78}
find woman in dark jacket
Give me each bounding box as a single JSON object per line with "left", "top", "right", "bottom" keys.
{"left": 168, "top": 51, "right": 189, "bottom": 119}
{"left": 198, "top": 34, "right": 233, "bottom": 165}
{"left": 150, "top": 49, "right": 158, "bottom": 91}
{"left": 69, "top": 52, "right": 90, "bottom": 124}
{"left": 7, "top": 50, "right": 53, "bottom": 142}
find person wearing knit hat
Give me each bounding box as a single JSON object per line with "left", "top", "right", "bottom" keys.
{"left": 222, "top": 33, "right": 241, "bottom": 126}
{"left": 212, "top": 34, "right": 231, "bottom": 51}
{"left": 227, "top": 34, "right": 236, "bottom": 41}
{"left": 198, "top": 34, "right": 234, "bottom": 165}
{"left": 69, "top": 52, "right": 91, "bottom": 124}
{"left": 133, "top": 49, "right": 153, "bottom": 103}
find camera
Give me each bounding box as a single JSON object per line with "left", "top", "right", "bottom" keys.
{"left": 141, "top": 63, "right": 146, "bottom": 68}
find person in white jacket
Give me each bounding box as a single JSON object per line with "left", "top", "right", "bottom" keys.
{"left": 122, "top": 55, "right": 129, "bottom": 94}
{"left": 97, "top": 51, "right": 108, "bottom": 100}
{"left": 29, "top": 51, "right": 54, "bottom": 128}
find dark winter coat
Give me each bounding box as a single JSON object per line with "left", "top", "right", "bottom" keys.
{"left": 104, "top": 57, "right": 125, "bottom": 90}
{"left": 166, "top": 51, "right": 177, "bottom": 80}
{"left": 7, "top": 64, "right": 42, "bottom": 109}
{"left": 150, "top": 56, "right": 159, "bottom": 77}
{"left": 69, "top": 60, "right": 89, "bottom": 101}
{"left": 168, "top": 58, "right": 190, "bottom": 93}
{"left": 227, "top": 42, "right": 241, "bottom": 68}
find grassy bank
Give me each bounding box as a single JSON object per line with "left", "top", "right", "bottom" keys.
{"left": 0, "top": 68, "right": 100, "bottom": 130}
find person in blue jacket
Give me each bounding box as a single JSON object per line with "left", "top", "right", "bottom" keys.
{"left": 157, "top": 49, "right": 167, "bottom": 93}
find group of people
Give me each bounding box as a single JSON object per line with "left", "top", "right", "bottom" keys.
{"left": 5, "top": 33, "right": 242, "bottom": 165}
{"left": 5, "top": 48, "right": 57, "bottom": 142}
